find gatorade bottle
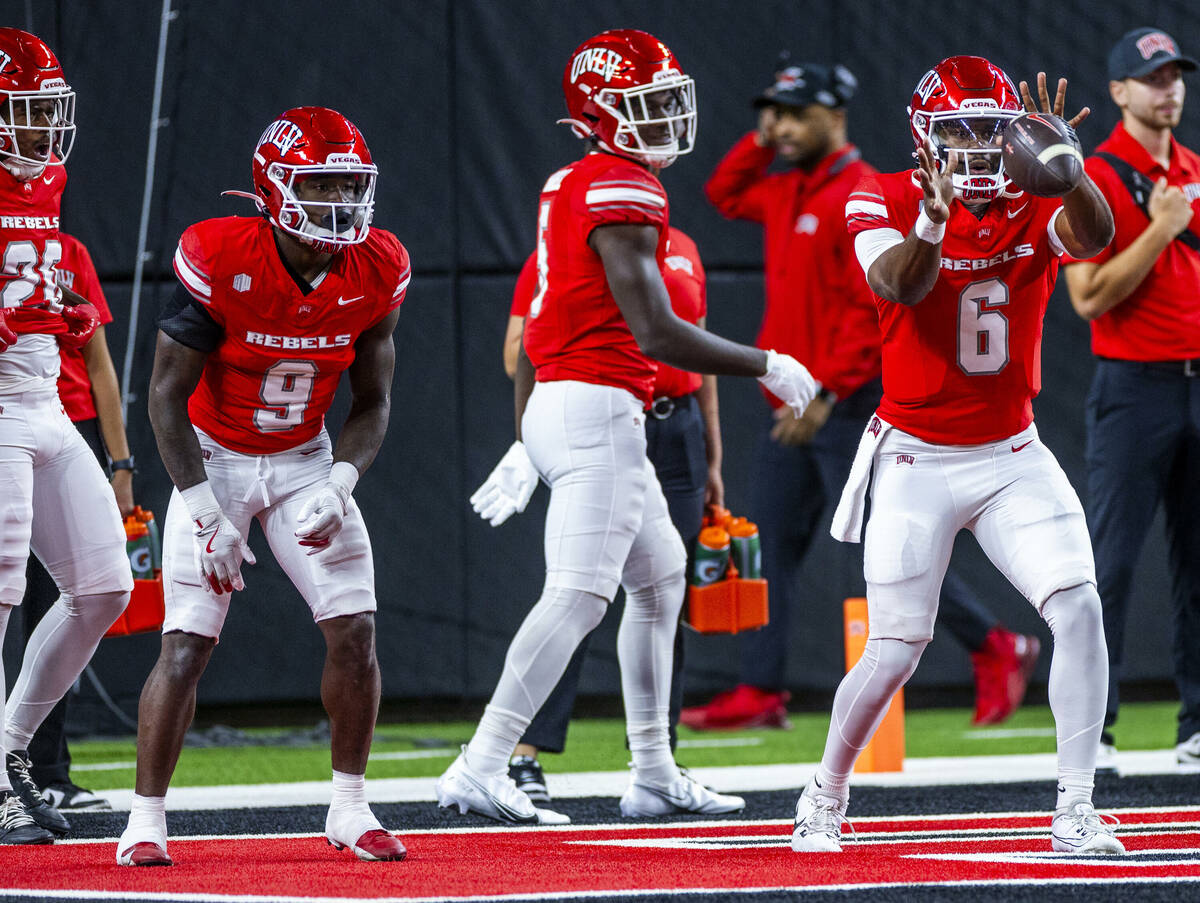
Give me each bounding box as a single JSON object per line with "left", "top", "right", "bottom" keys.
{"left": 706, "top": 506, "right": 733, "bottom": 529}
{"left": 728, "top": 519, "right": 762, "bottom": 579}
{"left": 691, "top": 525, "right": 730, "bottom": 586}
{"left": 134, "top": 506, "right": 162, "bottom": 571}
{"left": 125, "top": 517, "right": 155, "bottom": 580}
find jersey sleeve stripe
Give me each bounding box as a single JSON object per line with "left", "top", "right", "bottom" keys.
{"left": 849, "top": 191, "right": 885, "bottom": 201}
{"left": 845, "top": 199, "right": 888, "bottom": 218}
{"left": 392, "top": 270, "right": 412, "bottom": 298}
{"left": 173, "top": 247, "right": 212, "bottom": 300}
{"left": 585, "top": 187, "right": 666, "bottom": 208}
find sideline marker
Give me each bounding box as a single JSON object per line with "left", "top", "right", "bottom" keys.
{"left": 843, "top": 597, "right": 905, "bottom": 772}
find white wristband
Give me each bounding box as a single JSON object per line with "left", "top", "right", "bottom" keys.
{"left": 179, "top": 481, "right": 221, "bottom": 522}
{"left": 328, "top": 460, "right": 360, "bottom": 503}
{"left": 914, "top": 207, "right": 946, "bottom": 245}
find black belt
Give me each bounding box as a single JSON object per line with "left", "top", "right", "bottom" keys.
{"left": 1102, "top": 357, "right": 1200, "bottom": 377}
{"left": 649, "top": 392, "right": 695, "bottom": 420}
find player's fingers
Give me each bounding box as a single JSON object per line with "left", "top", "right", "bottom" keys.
{"left": 488, "top": 505, "right": 515, "bottom": 527}
{"left": 471, "top": 485, "right": 500, "bottom": 513}
{"left": 1053, "top": 77, "right": 1068, "bottom": 116}
{"left": 1067, "top": 106, "right": 1090, "bottom": 128}
{"left": 1037, "top": 72, "right": 1051, "bottom": 111}
{"left": 241, "top": 543, "right": 256, "bottom": 565}
{"left": 468, "top": 480, "right": 493, "bottom": 507}
{"left": 1019, "top": 80, "right": 1035, "bottom": 112}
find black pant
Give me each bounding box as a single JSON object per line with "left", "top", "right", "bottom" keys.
{"left": 519, "top": 393, "right": 706, "bottom": 753}
{"left": 21, "top": 417, "right": 107, "bottom": 787}
{"left": 1086, "top": 359, "right": 1200, "bottom": 743}
{"left": 740, "top": 379, "right": 996, "bottom": 689}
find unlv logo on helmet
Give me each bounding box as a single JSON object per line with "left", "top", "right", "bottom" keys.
{"left": 570, "top": 47, "right": 625, "bottom": 84}
{"left": 258, "top": 119, "right": 304, "bottom": 157}
{"left": 915, "top": 70, "right": 942, "bottom": 103}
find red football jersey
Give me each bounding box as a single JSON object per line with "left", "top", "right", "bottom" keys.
{"left": 846, "top": 172, "right": 1064, "bottom": 444}
{"left": 55, "top": 233, "right": 113, "bottom": 421}
{"left": 521, "top": 153, "right": 669, "bottom": 407}
{"left": 512, "top": 225, "right": 704, "bottom": 401}
{"left": 173, "top": 216, "right": 410, "bottom": 454}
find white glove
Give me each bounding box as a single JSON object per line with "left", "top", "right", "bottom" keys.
{"left": 470, "top": 441, "right": 539, "bottom": 526}
{"left": 181, "top": 482, "right": 256, "bottom": 595}
{"left": 757, "top": 349, "right": 818, "bottom": 418}
{"left": 295, "top": 462, "right": 359, "bottom": 555}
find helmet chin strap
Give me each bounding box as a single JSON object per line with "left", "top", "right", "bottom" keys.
{"left": 1, "top": 156, "right": 46, "bottom": 182}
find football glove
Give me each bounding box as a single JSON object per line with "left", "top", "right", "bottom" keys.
{"left": 470, "top": 440, "right": 539, "bottom": 527}
{"left": 58, "top": 302, "right": 100, "bottom": 349}
{"left": 0, "top": 310, "right": 16, "bottom": 352}
{"left": 181, "top": 482, "right": 255, "bottom": 595}
{"left": 295, "top": 462, "right": 359, "bottom": 555}
{"left": 757, "top": 349, "right": 818, "bottom": 418}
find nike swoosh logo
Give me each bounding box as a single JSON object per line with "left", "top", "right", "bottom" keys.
{"left": 460, "top": 770, "right": 537, "bottom": 824}
{"left": 1007, "top": 203, "right": 1029, "bottom": 219}
{"left": 337, "top": 295, "right": 364, "bottom": 306}
{"left": 1011, "top": 439, "right": 1034, "bottom": 453}
{"left": 205, "top": 525, "right": 220, "bottom": 554}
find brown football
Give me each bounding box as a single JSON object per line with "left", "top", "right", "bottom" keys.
{"left": 1001, "top": 112, "right": 1084, "bottom": 197}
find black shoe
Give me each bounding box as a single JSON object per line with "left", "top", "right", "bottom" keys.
{"left": 41, "top": 781, "right": 112, "bottom": 812}
{"left": 0, "top": 791, "right": 54, "bottom": 845}
{"left": 508, "top": 755, "right": 551, "bottom": 804}
{"left": 5, "top": 751, "right": 70, "bottom": 835}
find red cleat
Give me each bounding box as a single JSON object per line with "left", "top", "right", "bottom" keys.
{"left": 680, "top": 685, "right": 792, "bottom": 731}
{"left": 328, "top": 828, "right": 407, "bottom": 861}
{"left": 971, "top": 628, "right": 1041, "bottom": 726}
{"left": 118, "top": 841, "right": 173, "bottom": 867}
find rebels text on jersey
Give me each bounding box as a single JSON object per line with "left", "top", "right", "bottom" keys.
{"left": 173, "top": 216, "right": 410, "bottom": 454}
{"left": 521, "top": 153, "right": 669, "bottom": 407}
{"left": 846, "top": 171, "right": 1065, "bottom": 444}
{"left": 0, "top": 163, "right": 66, "bottom": 390}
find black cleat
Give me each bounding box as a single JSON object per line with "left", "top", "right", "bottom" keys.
{"left": 0, "top": 791, "right": 54, "bottom": 845}
{"left": 508, "top": 755, "right": 551, "bottom": 804}
{"left": 6, "top": 751, "right": 69, "bottom": 835}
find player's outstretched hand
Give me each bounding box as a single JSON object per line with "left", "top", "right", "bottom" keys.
{"left": 58, "top": 302, "right": 100, "bottom": 349}
{"left": 916, "top": 137, "right": 955, "bottom": 223}
{"left": 758, "top": 350, "right": 817, "bottom": 418}
{"left": 192, "top": 510, "right": 256, "bottom": 595}
{"left": 0, "top": 310, "right": 16, "bottom": 352}
{"left": 1019, "top": 71, "right": 1089, "bottom": 129}
{"left": 470, "top": 440, "right": 539, "bottom": 527}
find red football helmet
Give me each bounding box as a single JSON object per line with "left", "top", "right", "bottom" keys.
{"left": 248, "top": 107, "right": 376, "bottom": 253}
{"left": 561, "top": 29, "right": 696, "bottom": 167}
{"left": 908, "top": 56, "right": 1021, "bottom": 201}
{"left": 0, "top": 28, "right": 75, "bottom": 172}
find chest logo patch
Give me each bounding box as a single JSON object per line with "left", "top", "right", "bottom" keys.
{"left": 795, "top": 213, "right": 819, "bottom": 235}
{"left": 233, "top": 274, "right": 252, "bottom": 293}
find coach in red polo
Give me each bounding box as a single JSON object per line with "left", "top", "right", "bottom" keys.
{"left": 1064, "top": 26, "right": 1200, "bottom": 773}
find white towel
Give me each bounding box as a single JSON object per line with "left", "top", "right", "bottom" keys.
{"left": 831, "top": 415, "right": 891, "bottom": 543}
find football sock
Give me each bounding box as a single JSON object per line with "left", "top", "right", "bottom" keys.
{"left": 467, "top": 586, "right": 608, "bottom": 776}
{"left": 619, "top": 570, "right": 686, "bottom": 787}
{"left": 0, "top": 604, "right": 10, "bottom": 794}
{"left": 820, "top": 637, "right": 927, "bottom": 779}
{"left": 119, "top": 793, "right": 167, "bottom": 851}
{"left": 1041, "top": 583, "right": 1107, "bottom": 796}
{"left": 326, "top": 769, "right": 382, "bottom": 841}
{"left": 4, "top": 590, "right": 129, "bottom": 750}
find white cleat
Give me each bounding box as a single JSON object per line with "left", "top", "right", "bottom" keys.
{"left": 436, "top": 749, "right": 570, "bottom": 826}
{"left": 619, "top": 770, "right": 745, "bottom": 817}
{"left": 1176, "top": 731, "right": 1200, "bottom": 772}
{"left": 1051, "top": 800, "right": 1125, "bottom": 854}
{"left": 791, "top": 780, "right": 847, "bottom": 852}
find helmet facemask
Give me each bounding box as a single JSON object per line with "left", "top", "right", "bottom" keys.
{"left": 0, "top": 84, "right": 75, "bottom": 173}
{"left": 586, "top": 74, "right": 696, "bottom": 167}
{"left": 264, "top": 161, "right": 376, "bottom": 254}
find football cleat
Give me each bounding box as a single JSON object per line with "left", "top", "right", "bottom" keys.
{"left": 1051, "top": 800, "right": 1124, "bottom": 854}
{"left": 970, "top": 628, "right": 1041, "bottom": 726}
{"left": 679, "top": 685, "right": 792, "bottom": 731}
{"left": 117, "top": 841, "right": 173, "bottom": 867}
{"left": 508, "top": 755, "right": 551, "bottom": 804}
{"left": 791, "top": 780, "right": 848, "bottom": 852}
{"left": 619, "top": 770, "right": 744, "bottom": 817}
{"left": 1176, "top": 731, "right": 1200, "bottom": 771}
{"left": 41, "top": 781, "right": 111, "bottom": 811}
{"left": 327, "top": 829, "right": 406, "bottom": 862}
{"left": 0, "top": 791, "right": 54, "bottom": 845}
{"left": 6, "top": 750, "right": 69, "bottom": 834}
{"left": 436, "top": 748, "right": 569, "bottom": 825}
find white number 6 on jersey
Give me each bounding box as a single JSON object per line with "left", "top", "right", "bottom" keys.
{"left": 957, "top": 277, "right": 1010, "bottom": 375}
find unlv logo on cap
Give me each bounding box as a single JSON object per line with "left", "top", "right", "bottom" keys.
{"left": 258, "top": 119, "right": 304, "bottom": 156}
{"left": 1135, "top": 32, "right": 1177, "bottom": 60}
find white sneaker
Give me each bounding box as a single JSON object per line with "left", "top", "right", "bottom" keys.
{"left": 618, "top": 770, "right": 744, "bottom": 817}
{"left": 435, "top": 749, "right": 569, "bottom": 825}
{"left": 791, "top": 780, "right": 847, "bottom": 852}
{"left": 1176, "top": 732, "right": 1200, "bottom": 771}
{"left": 1051, "top": 800, "right": 1125, "bottom": 854}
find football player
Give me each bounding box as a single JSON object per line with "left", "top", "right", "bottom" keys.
{"left": 115, "top": 108, "right": 410, "bottom": 866}
{"left": 437, "top": 29, "right": 816, "bottom": 824}
{"left": 0, "top": 27, "right": 130, "bottom": 846}
{"left": 790, "top": 57, "right": 1123, "bottom": 854}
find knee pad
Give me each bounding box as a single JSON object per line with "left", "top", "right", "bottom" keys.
{"left": 1041, "top": 582, "right": 1103, "bottom": 638}
{"left": 865, "top": 637, "right": 928, "bottom": 689}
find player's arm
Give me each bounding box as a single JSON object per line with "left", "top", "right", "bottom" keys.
{"left": 81, "top": 325, "right": 135, "bottom": 516}
{"left": 337, "top": 307, "right": 401, "bottom": 474}
{"left": 590, "top": 223, "right": 766, "bottom": 376}
{"left": 147, "top": 332, "right": 209, "bottom": 491}
{"left": 513, "top": 339, "right": 535, "bottom": 440}
{"left": 694, "top": 319, "right": 723, "bottom": 509}
{"left": 1065, "top": 178, "right": 1193, "bottom": 320}
{"left": 502, "top": 314, "right": 525, "bottom": 380}
{"left": 863, "top": 140, "right": 953, "bottom": 307}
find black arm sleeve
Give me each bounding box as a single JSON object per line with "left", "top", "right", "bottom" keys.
{"left": 158, "top": 282, "right": 224, "bottom": 352}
